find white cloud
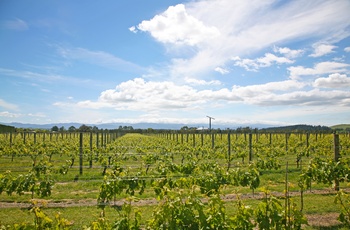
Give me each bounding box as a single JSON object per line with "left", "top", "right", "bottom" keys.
{"left": 2, "top": 18, "right": 28, "bottom": 31}
{"left": 185, "top": 77, "right": 221, "bottom": 85}
{"left": 233, "top": 53, "right": 293, "bottom": 71}
{"left": 27, "top": 113, "right": 46, "bottom": 118}
{"left": 257, "top": 53, "right": 293, "bottom": 67}
{"left": 273, "top": 46, "right": 304, "bottom": 58}
{"left": 57, "top": 47, "right": 145, "bottom": 73}
{"left": 0, "top": 68, "right": 64, "bottom": 82}
{"left": 345, "top": 47, "right": 350, "bottom": 52}
{"left": 136, "top": 4, "right": 220, "bottom": 46}
{"left": 135, "top": 0, "right": 350, "bottom": 78}
{"left": 0, "top": 111, "right": 21, "bottom": 118}
{"left": 232, "top": 80, "right": 306, "bottom": 98}
{"left": 314, "top": 73, "right": 350, "bottom": 88}
{"left": 309, "top": 43, "right": 337, "bottom": 57}
{"left": 288, "top": 61, "right": 350, "bottom": 79}
{"left": 67, "top": 77, "right": 350, "bottom": 111}
{"left": 0, "top": 99, "right": 18, "bottom": 111}
{"left": 129, "top": 26, "right": 137, "bottom": 33}
{"left": 61, "top": 78, "right": 237, "bottom": 112}
{"left": 251, "top": 89, "right": 350, "bottom": 106}
{"left": 214, "top": 67, "right": 229, "bottom": 74}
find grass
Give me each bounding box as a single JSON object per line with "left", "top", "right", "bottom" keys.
{"left": 0, "top": 193, "right": 346, "bottom": 229}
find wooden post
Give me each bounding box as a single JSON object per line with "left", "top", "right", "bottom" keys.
{"left": 211, "top": 133, "right": 215, "bottom": 149}
{"left": 79, "top": 132, "right": 83, "bottom": 175}
{"left": 334, "top": 133, "right": 340, "bottom": 191}
{"left": 201, "top": 133, "right": 204, "bottom": 146}
{"left": 96, "top": 132, "right": 99, "bottom": 148}
{"left": 249, "top": 133, "right": 253, "bottom": 162}
{"left": 285, "top": 162, "right": 290, "bottom": 228}
{"left": 306, "top": 133, "right": 309, "bottom": 156}
{"left": 193, "top": 133, "right": 195, "bottom": 147}
{"left": 89, "top": 132, "right": 93, "bottom": 168}
{"left": 227, "top": 132, "right": 231, "bottom": 170}
{"left": 10, "top": 132, "right": 12, "bottom": 147}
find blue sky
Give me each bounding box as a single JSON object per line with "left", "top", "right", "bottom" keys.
{"left": 1, "top": 0, "right": 350, "bottom": 127}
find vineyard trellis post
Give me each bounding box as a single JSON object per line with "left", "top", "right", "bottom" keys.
{"left": 227, "top": 131, "right": 231, "bottom": 170}
{"left": 285, "top": 161, "right": 290, "bottom": 229}
{"left": 249, "top": 133, "right": 253, "bottom": 162}
{"left": 89, "top": 132, "right": 93, "bottom": 168}
{"left": 201, "top": 133, "right": 204, "bottom": 146}
{"left": 79, "top": 132, "right": 83, "bottom": 175}
{"left": 211, "top": 133, "right": 215, "bottom": 149}
{"left": 193, "top": 133, "right": 195, "bottom": 147}
{"left": 334, "top": 133, "right": 340, "bottom": 191}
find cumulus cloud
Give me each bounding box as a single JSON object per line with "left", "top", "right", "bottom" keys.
{"left": 288, "top": 61, "right": 350, "bottom": 79}
{"left": 185, "top": 77, "right": 221, "bottom": 85}
{"left": 273, "top": 46, "right": 304, "bottom": 58}
{"left": 64, "top": 77, "right": 349, "bottom": 114}
{"left": 314, "top": 73, "right": 350, "bottom": 88}
{"left": 233, "top": 53, "right": 293, "bottom": 71}
{"left": 136, "top": 4, "right": 220, "bottom": 46}
{"left": 214, "top": 67, "right": 229, "bottom": 74}
{"left": 128, "top": 26, "right": 137, "bottom": 33}
{"left": 309, "top": 43, "right": 337, "bottom": 57}
{"left": 345, "top": 47, "right": 350, "bottom": 52}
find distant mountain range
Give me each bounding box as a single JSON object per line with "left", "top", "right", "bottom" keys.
{"left": 0, "top": 122, "right": 272, "bottom": 130}
{"left": 2, "top": 122, "right": 349, "bottom": 132}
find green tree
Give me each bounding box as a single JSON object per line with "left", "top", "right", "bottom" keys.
{"left": 51, "top": 126, "right": 59, "bottom": 132}
{"left": 78, "top": 124, "right": 91, "bottom": 132}
{"left": 68, "top": 126, "right": 76, "bottom": 132}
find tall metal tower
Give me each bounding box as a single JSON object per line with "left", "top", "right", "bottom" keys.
{"left": 206, "top": 116, "right": 215, "bottom": 131}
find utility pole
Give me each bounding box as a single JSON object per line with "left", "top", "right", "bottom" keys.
{"left": 206, "top": 116, "right": 215, "bottom": 131}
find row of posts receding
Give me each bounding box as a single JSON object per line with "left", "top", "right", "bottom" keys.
{"left": 1, "top": 131, "right": 345, "bottom": 188}
{"left": 4, "top": 131, "right": 118, "bottom": 147}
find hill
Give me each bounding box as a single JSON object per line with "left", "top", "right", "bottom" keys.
{"left": 330, "top": 124, "right": 350, "bottom": 131}
{"left": 260, "top": 124, "right": 332, "bottom": 132}
{"left": 0, "top": 124, "right": 15, "bottom": 133}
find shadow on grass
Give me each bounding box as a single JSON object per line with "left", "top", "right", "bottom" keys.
{"left": 312, "top": 224, "right": 345, "bottom": 230}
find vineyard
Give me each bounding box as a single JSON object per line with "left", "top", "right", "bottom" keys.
{"left": 0, "top": 131, "right": 350, "bottom": 229}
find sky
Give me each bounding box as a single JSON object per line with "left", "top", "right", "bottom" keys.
{"left": 1, "top": 0, "right": 350, "bottom": 128}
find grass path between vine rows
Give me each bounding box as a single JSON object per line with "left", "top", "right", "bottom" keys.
{"left": 0, "top": 188, "right": 347, "bottom": 228}
{"left": 0, "top": 187, "right": 346, "bottom": 208}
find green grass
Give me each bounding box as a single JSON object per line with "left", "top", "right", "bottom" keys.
{"left": 0, "top": 193, "right": 345, "bottom": 229}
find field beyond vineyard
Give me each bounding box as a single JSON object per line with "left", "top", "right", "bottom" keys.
{"left": 0, "top": 131, "right": 350, "bottom": 229}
